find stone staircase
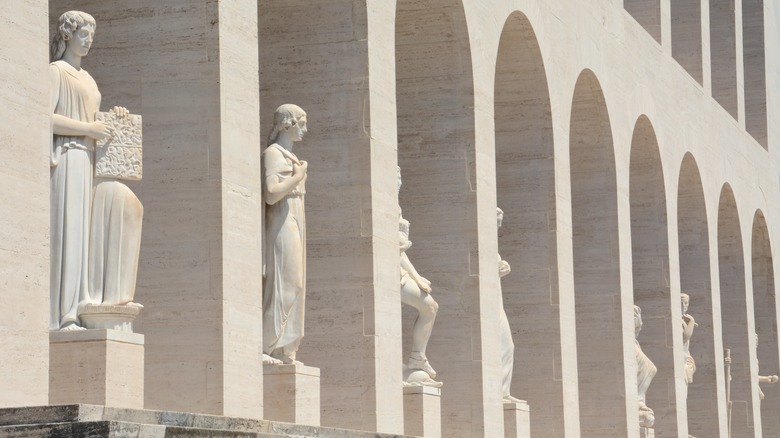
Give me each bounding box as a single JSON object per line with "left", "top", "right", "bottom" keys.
{"left": 0, "top": 405, "right": 412, "bottom": 438}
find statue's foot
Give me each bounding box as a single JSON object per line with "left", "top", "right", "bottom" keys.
{"left": 403, "top": 376, "right": 443, "bottom": 388}
{"left": 279, "top": 355, "right": 303, "bottom": 366}
{"left": 503, "top": 395, "right": 524, "bottom": 403}
{"left": 125, "top": 302, "right": 144, "bottom": 309}
{"left": 262, "top": 354, "right": 283, "bottom": 365}
{"left": 408, "top": 354, "right": 436, "bottom": 378}
{"left": 60, "top": 323, "right": 86, "bottom": 331}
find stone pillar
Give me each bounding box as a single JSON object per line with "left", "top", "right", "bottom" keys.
{"left": 403, "top": 386, "right": 441, "bottom": 438}
{"left": 49, "top": 330, "right": 144, "bottom": 408}
{"left": 49, "top": 0, "right": 264, "bottom": 418}
{"left": 263, "top": 364, "right": 320, "bottom": 426}
{"left": 258, "top": 0, "right": 403, "bottom": 433}
{"left": 503, "top": 401, "right": 531, "bottom": 438}
{"left": 0, "top": 0, "right": 50, "bottom": 408}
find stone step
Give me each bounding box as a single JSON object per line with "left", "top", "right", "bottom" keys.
{"left": 0, "top": 420, "right": 299, "bottom": 437}
{"left": 0, "top": 405, "right": 412, "bottom": 438}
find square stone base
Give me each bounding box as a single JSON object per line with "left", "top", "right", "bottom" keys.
{"left": 503, "top": 400, "right": 530, "bottom": 438}
{"left": 403, "top": 386, "right": 441, "bottom": 438}
{"left": 640, "top": 427, "right": 655, "bottom": 438}
{"left": 49, "top": 330, "right": 144, "bottom": 409}
{"left": 263, "top": 364, "right": 320, "bottom": 426}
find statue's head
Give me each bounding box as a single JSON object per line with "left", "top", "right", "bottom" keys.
{"left": 51, "top": 11, "right": 96, "bottom": 61}
{"left": 681, "top": 293, "right": 690, "bottom": 314}
{"left": 634, "top": 305, "right": 643, "bottom": 337}
{"left": 497, "top": 207, "right": 504, "bottom": 228}
{"left": 269, "top": 104, "right": 307, "bottom": 145}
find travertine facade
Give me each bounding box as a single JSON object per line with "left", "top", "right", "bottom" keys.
{"left": 1, "top": 0, "right": 779, "bottom": 437}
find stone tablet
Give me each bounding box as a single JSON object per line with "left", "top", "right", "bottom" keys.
{"left": 95, "top": 111, "right": 142, "bottom": 180}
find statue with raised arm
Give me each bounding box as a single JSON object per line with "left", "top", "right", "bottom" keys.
{"left": 398, "top": 167, "right": 441, "bottom": 387}
{"left": 497, "top": 208, "right": 521, "bottom": 403}
{"left": 635, "top": 305, "right": 657, "bottom": 428}
{"left": 50, "top": 11, "right": 143, "bottom": 332}
{"left": 262, "top": 104, "right": 308, "bottom": 365}
{"left": 755, "top": 333, "right": 779, "bottom": 401}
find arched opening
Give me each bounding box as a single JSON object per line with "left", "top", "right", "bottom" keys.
{"left": 742, "top": 0, "right": 767, "bottom": 148}
{"left": 395, "top": 1, "right": 482, "bottom": 436}
{"left": 629, "top": 116, "right": 677, "bottom": 436}
{"left": 671, "top": 0, "right": 703, "bottom": 84}
{"left": 569, "top": 70, "right": 626, "bottom": 436}
{"left": 718, "top": 185, "right": 753, "bottom": 437}
{"left": 709, "top": 0, "right": 738, "bottom": 117}
{"left": 751, "top": 211, "right": 779, "bottom": 435}
{"left": 494, "top": 11, "right": 562, "bottom": 437}
{"left": 260, "top": 1, "right": 397, "bottom": 431}
{"left": 677, "top": 154, "right": 720, "bottom": 437}
{"left": 624, "top": 0, "right": 662, "bottom": 43}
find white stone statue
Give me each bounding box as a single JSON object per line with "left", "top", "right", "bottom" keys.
{"left": 497, "top": 208, "right": 521, "bottom": 403}
{"left": 50, "top": 11, "right": 143, "bottom": 332}
{"left": 681, "top": 293, "right": 697, "bottom": 386}
{"left": 262, "top": 104, "right": 308, "bottom": 365}
{"left": 755, "top": 333, "right": 779, "bottom": 400}
{"left": 634, "top": 305, "right": 657, "bottom": 428}
{"left": 398, "top": 167, "right": 441, "bottom": 387}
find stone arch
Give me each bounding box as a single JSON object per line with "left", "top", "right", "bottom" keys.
{"left": 624, "top": 0, "right": 662, "bottom": 43}
{"left": 395, "top": 1, "right": 483, "bottom": 436}
{"left": 751, "top": 210, "right": 779, "bottom": 435}
{"left": 494, "top": 11, "right": 562, "bottom": 437}
{"left": 629, "top": 116, "right": 677, "bottom": 436}
{"left": 742, "top": 0, "right": 767, "bottom": 148}
{"left": 718, "top": 184, "right": 753, "bottom": 437}
{"left": 569, "top": 69, "right": 626, "bottom": 436}
{"left": 677, "top": 154, "right": 720, "bottom": 437}
{"left": 709, "top": 0, "right": 738, "bottom": 117}
{"left": 671, "top": 0, "right": 703, "bottom": 84}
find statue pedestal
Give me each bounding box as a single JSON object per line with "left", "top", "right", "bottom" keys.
{"left": 263, "top": 364, "right": 320, "bottom": 426}
{"left": 49, "top": 329, "right": 144, "bottom": 409}
{"left": 503, "top": 400, "right": 531, "bottom": 438}
{"left": 640, "top": 427, "right": 655, "bottom": 438}
{"left": 403, "top": 385, "right": 441, "bottom": 438}
{"left": 79, "top": 303, "right": 142, "bottom": 332}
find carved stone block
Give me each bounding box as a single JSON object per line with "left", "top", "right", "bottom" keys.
{"left": 503, "top": 400, "right": 530, "bottom": 438}
{"left": 403, "top": 385, "right": 441, "bottom": 438}
{"left": 95, "top": 111, "right": 142, "bottom": 180}
{"left": 263, "top": 364, "right": 320, "bottom": 426}
{"left": 49, "top": 330, "right": 144, "bottom": 409}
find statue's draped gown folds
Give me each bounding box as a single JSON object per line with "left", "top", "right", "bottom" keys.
{"left": 88, "top": 180, "right": 143, "bottom": 305}
{"left": 49, "top": 59, "right": 100, "bottom": 330}
{"left": 263, "top": 143, "right": 306, "bottom": 357}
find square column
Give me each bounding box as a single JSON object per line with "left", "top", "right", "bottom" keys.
{"left": 503, "top": 400, "right": 531, "bottom": 438}
{"left": 403, "top": 386, "right": 441, "bottom": 438}
{"left": 0, "top": 0, "right": 50, "bottom": 408}
{"left": 48, "top": 0, "right": 263, "bottom": 418}
{"left": 49, "top": 330, "right": 144, "bottom": 409}
{"left": 263, "top": 364, "right": 320, "bottom": 426}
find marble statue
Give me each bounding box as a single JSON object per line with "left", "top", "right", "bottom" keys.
{"left": 680, "top": 293, "right": 697, "bottom": 408}
{"left": 497, "top": 208, "right": 521, "bottom": 403}
{"left": 262, "top": 104, "right": 308, "bottom": 365}
{"left": 681, "top": 293, "right": 697, "bottom": 384}
{"left": 398, "top": 167, "right": 441, "bottom": 387}
{"left": 755, "top": 333, "right": 779, "bottom": 400}
{"left": 634, "top": 305, "right": 657, "bottom": 428}
{"left": 50, "top": 11, "right": 143, "bottom": 332}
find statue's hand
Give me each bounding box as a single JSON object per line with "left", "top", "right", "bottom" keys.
{"left": 293, "top": 160, "right": 308, "bottom": 181}
{"left": 87, "top": 120, "right": 114, "bottom": 141}
{"left": 416, "top": 276, "right": 432, "bottom": 293}
{"left": 112, "top": 106, "right": 129, "bottom": 118}
{"left": 770, "top": 375, "right": 779, "bottom": 384}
